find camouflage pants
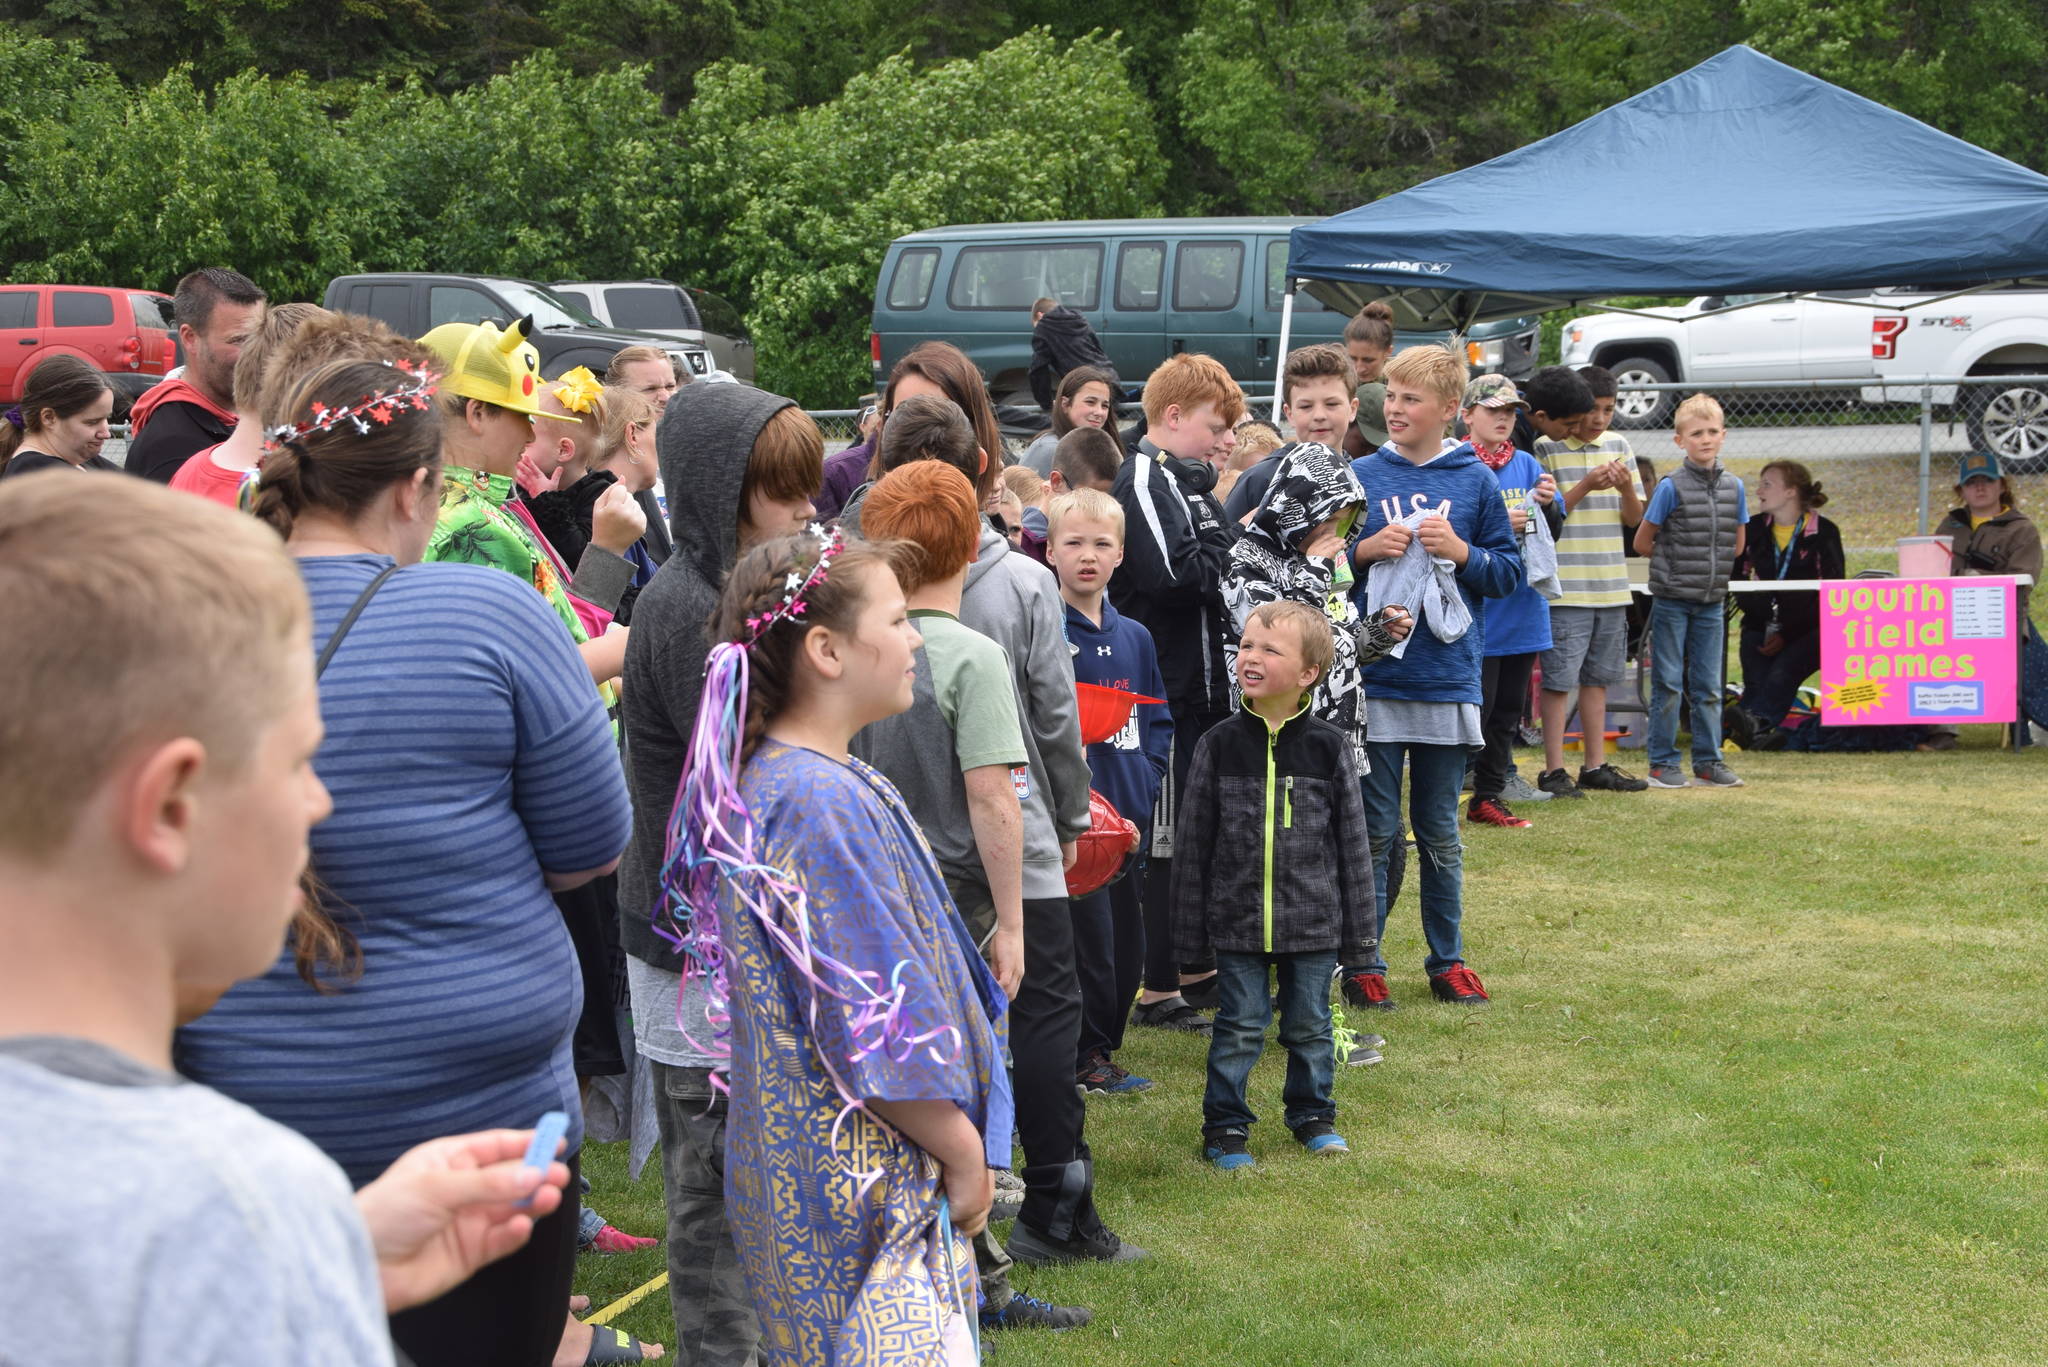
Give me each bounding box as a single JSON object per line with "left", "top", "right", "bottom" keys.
{"left": 653, "top": 1063, "right": 760, "bottom": 1367}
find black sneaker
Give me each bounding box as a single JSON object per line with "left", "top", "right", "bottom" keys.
{"left": 1578, "top": 762, "right": 1649, "bottom": 793}
{"left": 1203, "top": 1128, "right": 1255, "bottom": 1170}
{"left": 1340, "top": 971, "right": 1397, "bottom": 1011}
{"left": 1007, "top": 1219, "right": 1151, "bottom": 1266}
{"left": 1536, "top": 767, "right": 1587, "bottom": 800}
{"left": 1178, "top": 975, "right": 1221, "bottom": 1010}
{"left": 981, "top": 1292, "right": 1092, "bottom": 1332}
{"left": 1130, "top": 997, "right": 1211, "bottom": 1034}
{"left": 1293, "top": 1119, "right": 1350, "bottom": 1154}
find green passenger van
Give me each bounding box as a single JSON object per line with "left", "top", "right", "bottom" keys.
{"left": 871, "top": 218, "right": 1540, "bottom": 403}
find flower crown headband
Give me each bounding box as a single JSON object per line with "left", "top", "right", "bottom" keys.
{"left": 743, "top": 523, "right": 845, "bottom": 645}
{"left": 264, "top": 358, "right": 440, "bottom": 453}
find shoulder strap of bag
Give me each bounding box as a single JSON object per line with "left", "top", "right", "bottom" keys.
{"left": 315, "top": 565, "right": 401, "bottom": 679}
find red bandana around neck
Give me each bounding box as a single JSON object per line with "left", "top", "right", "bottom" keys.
{"left": 1470, "top": 435, "right": 1515, "bottom": 470}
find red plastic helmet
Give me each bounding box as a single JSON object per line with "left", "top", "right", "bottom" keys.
{"left": 1074, "top": 682, "right": 1164, "bottom": 746}
{"left": 1066, "top": 789, "right": 1139, "bottom": 897}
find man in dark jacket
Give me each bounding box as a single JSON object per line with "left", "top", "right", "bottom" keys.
{"left": 1029, "top": 298, "right": 1117, "bottom": 412}
{"left": 126, "top": 268, "right": 266, "bottom": 483}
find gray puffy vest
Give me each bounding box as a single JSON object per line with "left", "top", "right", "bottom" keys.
{"left": 1648, "top": 461, "right": 1743, "bottom": 602}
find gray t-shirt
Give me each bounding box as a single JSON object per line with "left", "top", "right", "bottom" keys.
{"left": 627, "top": 956, "right": 718, "bottom": 1069}
{"left": 0, "top": 1036, "right": 391, "bottom": 1367}
{"left": 1367, "top": 696, "right": 1483, "bottom": 747}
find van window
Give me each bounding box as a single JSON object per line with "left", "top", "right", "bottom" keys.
{"left": 886, "top": 248, "right": 941, "bottom": 310}
{"left": 1116, "top": 242, "right": 1165, "bottom": 311}
{"left": 1264, "top": 240, "right": 1326, "bottom": 312}
{"left": 948, "top": 244, "right": 1102, "bottom": 312}
{"left": 430, "top": 285, "right": 507, "bottom": 329}
{"left": 128, "top": 294, "right": 172, "bottom": 332}
{"left": 0, "top": 290, "right": 36, "bottom": 330}
{"left": 553, "top": 289, "right": 592, "bottom": 313}
{"left": 1173, "top": 242, "right": 1243, "bottom": 312}
{"left": 53, "top": 291, "right": 115, "bottom": 329}
{"left": 607, "top": 285, "right": 698, "bottom": 332}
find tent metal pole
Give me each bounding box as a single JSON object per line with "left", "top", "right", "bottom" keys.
{"left": 1917, "top": 386, "right": 1934, "bottom": 536}
{"left": 1273, "top": 284, "right": 1297, "bottom": 421}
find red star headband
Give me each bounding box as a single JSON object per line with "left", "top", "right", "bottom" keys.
{"left": 264, "top": 359, "right": 441, "bottom": 453}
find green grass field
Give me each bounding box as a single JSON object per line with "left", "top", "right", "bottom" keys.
{"left": 575, "top": 736, "right": 2048, "bottom": 1365}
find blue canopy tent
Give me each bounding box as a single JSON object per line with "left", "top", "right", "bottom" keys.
{"left": 1280, "top": 45, "right": 2048, "bottom": 342}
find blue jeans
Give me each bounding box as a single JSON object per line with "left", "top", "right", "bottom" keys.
{"left": 1356, "top": 741, "right": 1466, "bottom": 977}
{"left": 1202, "top": 950, "right": 1338, "bottom": 1136}
{"left": 1649, "top": 597, "right": 1727, "bottom": 770}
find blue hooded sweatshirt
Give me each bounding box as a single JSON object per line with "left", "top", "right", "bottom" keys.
{"left": 1348, "top": 441, "right": 1523, "bottom": 704}
{"left": 1479, "top": 446, "right": 1556, "bottom": 658}
{"left": 1062, "top": 598, "right": 1173, "bottom": 840}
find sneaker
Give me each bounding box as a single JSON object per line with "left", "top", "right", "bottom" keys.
{"left": 1079, "top": 1056, "right": 1156, "bottom": 1095}
{"left": 1178, "top": 975, "right": 1221, "bottom": 1009}
{"left": 1645, "top": 764, "right": 1691, "bottom": 789}
{"left": 1578, "top": 762, "right": 1649, "bottom": 793}
{"left": 1294, "top": 1120, "right": 1350, "bottom": 1155}
{"left": 1536, "top": 767, "right": 1587, "bottom": 800}
{"left": 1499, "top": 771, "right": 1553, "bottom": 803}
{"left": 991, "top": 1169, "right": 1025, "bottom": 1222}
{"left": 1429, "top": 965, "right": 1491, "bottom": 1004}
{"left": 1466, "top": 797, "right": 1532, "bottom": 828}
{"left": 583, "top": 1224, "right": 661, "bottom": 1255}
{"left": 1130, "top": 997, "right": 1211, "bottom": 1034}
{"left": 1340, "top": 971, "right": 1397, "bottom": 1012}
{"left": 1338, "top": 1036, "right": 1383, "bottom": 1067}
{"left": 981, "top": 1292, "right": 1092, "bottom": 1332}
{"left": 1202, "top": 1129, "right": 1255, "bottom": 1171}
{"left": 1007, "top": 1219, "right": 1150, "bottom": 1265}
{"left": 1693, "top": 760, "right": 1745, "bottom": 787}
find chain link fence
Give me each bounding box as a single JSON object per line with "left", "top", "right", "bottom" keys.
{"left": 1594, "top": 376, "right": 2048, "bottom": 587}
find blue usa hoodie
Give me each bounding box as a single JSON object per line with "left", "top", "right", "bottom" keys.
{"left": 1063, "top": 598, "right": 1173, "bottom": 839}
{"left": 1348, "top": 441, "right": 1523, "bottom": 704}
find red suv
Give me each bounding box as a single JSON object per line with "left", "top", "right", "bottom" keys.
{"left": 0, "top": 284, "right": 178, "bottom": 413}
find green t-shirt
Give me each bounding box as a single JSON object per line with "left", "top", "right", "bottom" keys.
{"left": 913, "top": 609, "right": 1029, "bottom": 775}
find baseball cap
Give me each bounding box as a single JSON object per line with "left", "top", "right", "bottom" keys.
{"left": 418, "top": 316, "right": 576, "bottom": 423}
{"left": 1463, "top": 374, "right": 1528, "bottom": 411}
{"left": 1957, "top": 450, "right": 2002, "bottom": 483}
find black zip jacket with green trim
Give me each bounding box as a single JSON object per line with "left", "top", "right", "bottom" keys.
{"left": 1169, "top": 702, "right": 1377, "bottom": 963}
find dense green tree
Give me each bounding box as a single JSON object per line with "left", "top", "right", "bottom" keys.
{"left": 675, "top": 28, "right": 1166, "bottom": 403}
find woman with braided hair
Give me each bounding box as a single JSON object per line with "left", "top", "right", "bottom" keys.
{"left": 655, "top": 527, "right": 1009, "bottom": 1367}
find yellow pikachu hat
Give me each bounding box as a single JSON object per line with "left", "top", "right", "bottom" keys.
{"left": 418, "top": 315, "right": 578, "bottom": 423}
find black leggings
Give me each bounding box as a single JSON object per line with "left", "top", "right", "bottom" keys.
{"left": 1473, "top": 652, "right": 1536, "bottom": 801}
{"left": 389, "top": 1151, "right": 581, "bottom": 1367}
{"left": 1142, "top": 708, "right": 1228, "bottom": 992}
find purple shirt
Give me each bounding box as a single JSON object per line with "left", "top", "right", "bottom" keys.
{"left": 815, "top": 438, "right": 874, "bottom": 521}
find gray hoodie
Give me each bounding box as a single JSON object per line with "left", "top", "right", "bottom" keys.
{"left": 959, "top": 522, "right": 1093, "bottom": 899}
{"left": 617, "top": 384, "right": 795, "bottom": 1063}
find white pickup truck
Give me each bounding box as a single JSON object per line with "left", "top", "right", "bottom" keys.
{"left": 1560, "top": 287, "right": 2048, "bottom": 469}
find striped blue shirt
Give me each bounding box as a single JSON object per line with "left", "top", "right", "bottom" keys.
{"left": 176, "top": 555, "right": 631, "bottom": 1185}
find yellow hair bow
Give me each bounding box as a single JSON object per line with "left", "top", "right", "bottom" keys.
{"left": 551, "top": 365, "right": 603, "bottom": 415}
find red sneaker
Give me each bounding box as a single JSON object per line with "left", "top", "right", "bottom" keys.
{"left": 1429, "top": 965, "right": 1490, "bottom": 1004}
{"left": 1466, "top": 798, "right": 1532, "bottom": 828}
{"left": 585, "top": 1224, "right": 660, "bottom": 1255}
{"left": 1341, "top": 971, "right": 1397, "bottom": 1011}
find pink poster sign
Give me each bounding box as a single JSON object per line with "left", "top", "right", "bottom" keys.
{"left": 1818, "top": 576, "right": 2017, "bottom": 725}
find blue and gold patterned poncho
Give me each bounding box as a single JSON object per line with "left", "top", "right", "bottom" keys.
{"left": 721, "top": 741, "right": 1013, "bottom": 1367}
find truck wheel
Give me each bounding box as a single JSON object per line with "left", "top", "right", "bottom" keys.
{"left": 1605, "top": 357, "right": 1674, "bottom": 429}
{"left": 1965, "top": 378, "right": 2048, "bottom": 475}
